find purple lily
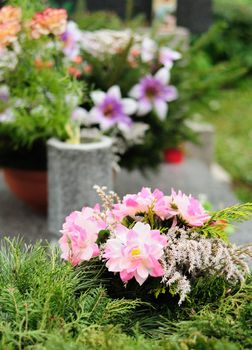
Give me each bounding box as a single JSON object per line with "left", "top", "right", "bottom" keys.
{"left": 89, "top": 86, "right": 137, "bottom": 131}
{"left": 129, "top": 68, "right": 178, "bottom": 120}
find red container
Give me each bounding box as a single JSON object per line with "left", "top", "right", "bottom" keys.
{"left": 164, "top": 148, "right": 184, "bottom": 164}
{"left": 3, "top": 168, "right": 47, "bottom": 213}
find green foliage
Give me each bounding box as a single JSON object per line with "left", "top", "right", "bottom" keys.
{"left": 0, "top": 238, "right": 251, "bottom": 349}
{"left": 7, "top": 0, "right": 46, "bottom": 15}
{"left": 198, "top": 203, "right": 252, "bottom": 239}
{"left": 188, "top": 78, "right": 252, "bottom": 202}
{"left": 67, "top": 0, "right": 145, "bottom": 32}
{"left": 188, "top": 0, "right": 252, "bottom": 84}
{"left": 178, "top": 0, "right": 252, "bottom": 201}
{"left": 213, "top": 0, "right": 252, "bottom": 70}
{"left": 211, "top": 203, "right": 252, "bottom": 223}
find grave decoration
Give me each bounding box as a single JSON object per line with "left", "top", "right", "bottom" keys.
{"left": 59, "top": 186, "right": 252, "bottom": 305}
{"left": 60, "top": 23, "right": 194, "bottom": 170}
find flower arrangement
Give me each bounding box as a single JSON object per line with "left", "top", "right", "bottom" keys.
{"left": 60, "top": 24, "right": 193, "bottom": 170}
{"left": 0, "top": 3, "right": 82, "bottom": 170}
{"left": 59, "top": 186, "right": 252, "bottom": 305}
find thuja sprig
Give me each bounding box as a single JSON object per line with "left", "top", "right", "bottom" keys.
{"left": 195, "top": 203, "right": 252, "bottom": 240}
{"left": 211, "top": 203, "right": 252, "bottom": 223}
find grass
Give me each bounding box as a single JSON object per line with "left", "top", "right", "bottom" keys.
{"left": 188, "top": 79, "right": 252, "bottom": 202}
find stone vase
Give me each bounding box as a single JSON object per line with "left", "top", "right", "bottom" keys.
{"left": 47, "top": 137, "right": 113, "bottom": 235}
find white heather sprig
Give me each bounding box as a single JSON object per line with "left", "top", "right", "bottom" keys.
{"left": 161, "top": 227, "right": 252, "bottom": 305}
{"left": 94, "top": 185, "right": 120, "bottom": 211}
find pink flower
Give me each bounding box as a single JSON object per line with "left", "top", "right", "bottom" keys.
{"left": 29, "top": 8, "right": 67, "bottom": 39}
{"left": 0, "top": 6, "right": 22, "bottom": 48}
{"left": 0, "top": 6, "right": 22, "bottom": 24}
{"left": 103, "top": 222, "right": 167, "bottom": 285}
{"left": 169, "top": 189, "right": 211, "bottom": 227}
{"left": 59, "top": 205, "right": 107, "bottom": 266}
{"left": 112, "top": 187, "right": 172, "bottom": 221}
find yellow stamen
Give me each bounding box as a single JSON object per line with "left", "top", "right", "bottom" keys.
{"left": 131, "top": 248, "right": 141, "bottom": 256}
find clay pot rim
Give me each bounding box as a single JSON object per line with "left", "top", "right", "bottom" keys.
{"left": 3, "top": 168, "right": 47, "bottom": 181}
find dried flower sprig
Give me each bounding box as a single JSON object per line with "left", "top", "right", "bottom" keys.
{"left": 93, "top": 185, "right": 120, "bottom": 211}
{"left": 161, "top": 227, "right": 252, "bottom": 304}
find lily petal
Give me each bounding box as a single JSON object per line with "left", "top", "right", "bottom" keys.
{"left": 122, "top": 98, "right": 138, "bottom": 115}
{"left": 154, "top": 99, "right": 168, "bottom": 120}
{"left": 108, "top": 85, "right": 121, "bottom": 99}
{"left": 90, "top": 90, "right": 105, "bottom": 105}
{"left": 155, "top": 67, "right": 170, "bottom": 85}
{"left": 129, "top": 84, "right": 141, "bottom": 99}
{"left": 165, "top": 86, "right": 178, "bottom": 102}
{"left": 137, "top": 99, "right": 152, "bottom": 116}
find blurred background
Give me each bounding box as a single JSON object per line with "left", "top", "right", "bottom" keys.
{"left": 46, "top": 0, "right": 252, "bottom": 202}
{"left": 0, "top": 0, "right": 251, "bottom": 241}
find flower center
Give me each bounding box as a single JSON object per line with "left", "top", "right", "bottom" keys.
{"left": 103, "top": 103, "right": 115, "bottom": 118}
{"left": 131, "top": 247, "right": 141, "bottom": 257}
{"left": 145, "top": 85, "right": 159, "bottom": 99}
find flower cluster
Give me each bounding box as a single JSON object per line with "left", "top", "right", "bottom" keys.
{"left": 0, "top": 6, "right": 22, "bottom": 48}
{"left": 58, "top": 25, "right": 183, "bottom": 162}
{"left": 29, "top": 8, "right": 67, "bottom": 39}
{"left": 59, "top": 187, "right": 252, "bottom": 303}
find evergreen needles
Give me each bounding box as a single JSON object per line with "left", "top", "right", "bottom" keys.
{"left": 0, "top": 237, "right": 251, "bottom": 349}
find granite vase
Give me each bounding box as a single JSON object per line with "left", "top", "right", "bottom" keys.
{"left": 47, "top": 137, "right": 113, "bottom": 234}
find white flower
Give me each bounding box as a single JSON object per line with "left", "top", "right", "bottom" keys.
{"left": 141, "top": 37, "right": 157, "bottom": 63}
{"left": 159, "top": 47, "right": 182, "bottom": 68}
{"left": 61, "top": 21, "right": 82, "bottom": 60}
{"left": 0, "top": 108, "right": 14, "bottom": 122}
{"left": 71, "top": 107, "right": 91, "bottom": 126}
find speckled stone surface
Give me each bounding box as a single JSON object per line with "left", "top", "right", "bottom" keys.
{"left": 0, "top": 159, "right": 251, "bottom": 245}
{"left": 47, "top": 138, "right": 113, "bottom": 235}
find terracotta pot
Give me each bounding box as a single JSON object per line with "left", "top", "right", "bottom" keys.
{"left": 164, "top": 148, "right": 184, "bottom": 164}
{"left": 3, "top": 168, "right": 47, "bottom": 213}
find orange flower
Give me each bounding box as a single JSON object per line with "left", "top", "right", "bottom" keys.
{"left": 130, "top": 48, "right": 140, "bottom": 58}
{"left": 29, "top": 8, "right": 67, "bottom": 39}
{"left": 68, "top": 66, "right": 81, "bottom": 78}
{"left": 0, "top": 6, "right": 22, "bottom": 24}
{"left": 34, "top": 58, "right": 54, "bottom": 69}
{"left": 0, "top": 21, "right": 21, "bottom": 47}
{"left": 73, "top": 55, "right": 82, "bottom": 64}
{"left": 0, "top": 6, "right": 22, "bottom": 48}
{"left": 83, "top": 64, "right": 92, "bottom": 74}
